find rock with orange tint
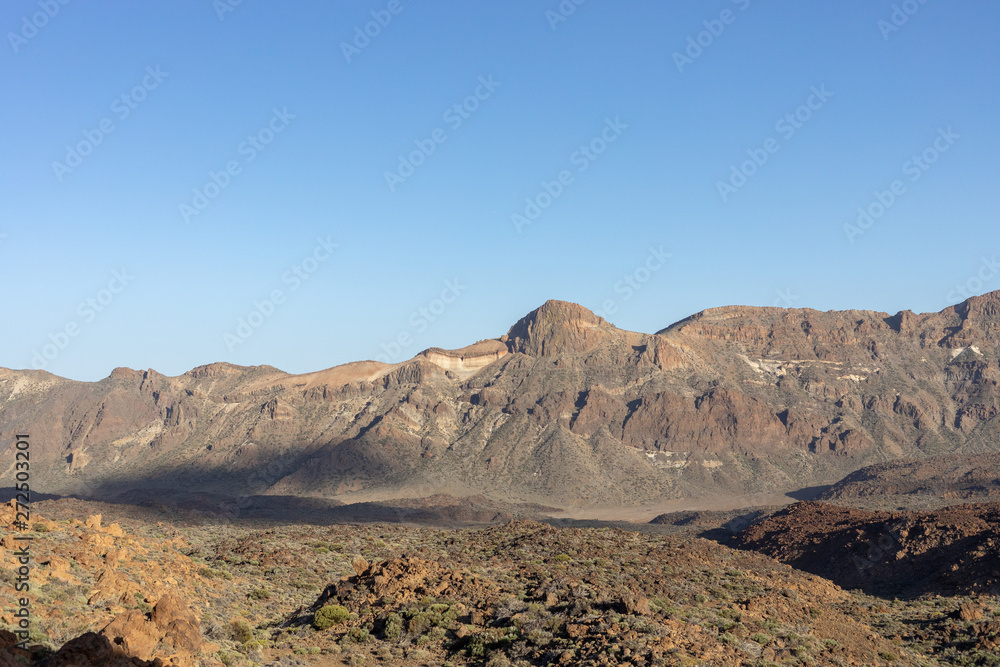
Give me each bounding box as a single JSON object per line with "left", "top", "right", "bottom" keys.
{"left": 85, "top": 531, "right": 117, "bottom": 551}
{"left": 351, "top": 554, "right": 369, "bottom": 576}
{"left": 0, "top": 502, "right": 216, "bottom": 666}
{"left": 957, "top": 602, "right": 985, "bottom": 621}
{"left": 98, "top": 593, "right": 203, "bottom": 667}
{"left": 39, "top": 631, "right": 152, "bottom": 666}
{"left": 324, "top": 555, "right": 502, "bottom": 615}
{"left": 150, "top": 594, "right": 203, "bottom": 656}
{"left": 88, "top": 567, "right": 141, "bottom": 606}
{"left": 34, "top": 554, "right": 80, "bottom": 587}
{"left": 99, "top": 609, "right": 157, "bottom": 658}
{"left": 104, "top": 547, "right": 125, "bottom": 568}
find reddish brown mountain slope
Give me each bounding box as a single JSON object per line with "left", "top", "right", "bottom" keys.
{"left": 819, "top": 452, "right": 1000, "bottom": 503}
{"left": 732, "top": 501, "right": 1000, "bottom": 597}
{"left": 1, "top": 294, "right": 999, "bottom": 508}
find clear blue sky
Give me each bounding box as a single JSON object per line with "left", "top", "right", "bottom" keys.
{"left": 2, "top": 1, "right": 998, "bottom": 381}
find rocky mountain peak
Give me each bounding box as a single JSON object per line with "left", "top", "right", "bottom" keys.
{"left": 953, "top": 289, "right": 1000, "bottom": 328}
{"left": 936, "top": 289, "right": 1000, "bottom": 347}
{"left": 504, "top": 300, "right": 613, "bottom": 356}
{"left": 108, "top": 367, "right": 143, "bottom": 381}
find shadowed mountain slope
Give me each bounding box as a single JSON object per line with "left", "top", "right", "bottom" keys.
{"left": 2, "top": 293, "right": 999, "bottom": 508}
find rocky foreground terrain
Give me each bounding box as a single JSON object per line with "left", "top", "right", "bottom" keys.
{"left": 2, "top": 292, "right": 1000, "bottom": 511}
{"left": 3, "top": 497, "right": 1000, "bottom": 666}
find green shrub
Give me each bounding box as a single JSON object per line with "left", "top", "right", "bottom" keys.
{"left": 405, "top": 600, "right": 458, "bottom": 635}
{"left": 33, "top": 523, "right": 49, "bottom": 533}
{"left": 381, "top": 612, "right": 403, "bottom": 640}
{"left": 230, "top": 619, "right": 254, "bottom": 644}
{"left": 342, "top": 627, "right": 371, "bottom": 644}
{"left": 198, "top": 566, "right": 233, "bottom": 580}
{"left": 26, "top": 623, "right": 50, "bottom": 650}
{"left": 408, "top": 611, "right": 433, "bottom": 635}
{"left": 649, "top": 597, "right": 672, "bottom": 612}
{"left": 314, "top": 604, "right": 351, "bottom": 630}
{"left": 249, "top": 587, "right": 271, "bottom": 601}
{"left": 553, "top": 553, "right": 572, "bottom": 562}
{"left": 466, "top": 626, "right": 518, "bottom": 658}
{"left": 526, "top": 628, "right": 553, "bottom": 646}
{"left": 751, "top": 633, "right": 771, "bottom": 644}
{"left": 486, "top": 653, "right": 513, "bottom": 667}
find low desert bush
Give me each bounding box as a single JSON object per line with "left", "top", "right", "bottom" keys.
{"left": 314, "top": 604, "right": 351, "bottom": 630}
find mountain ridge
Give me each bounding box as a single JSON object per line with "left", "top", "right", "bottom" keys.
{"left": 8, "top": 291, "right": 1000, "bottom": 384}
{"left": 2, "top": 292, "right": 999, "bottom": 511}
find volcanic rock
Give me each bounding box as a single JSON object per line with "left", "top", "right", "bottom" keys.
{"left": 3, "top": 293, "right": 1000, "bottom": 509}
